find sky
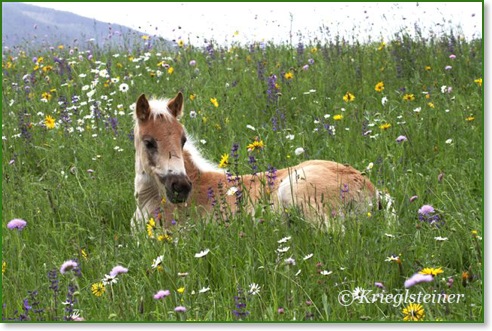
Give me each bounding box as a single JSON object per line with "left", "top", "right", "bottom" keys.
{"left": 22, "top": 2, "right": 483, "bottom": 46}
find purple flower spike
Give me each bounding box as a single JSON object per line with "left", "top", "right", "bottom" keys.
{"left": 7, "top": 218, "right": 27, "bottom": 230}
{"left": 418, "top": 205, "right": 435, "bottom": 215}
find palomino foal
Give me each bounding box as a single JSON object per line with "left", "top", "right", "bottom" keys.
{"left": 132, "top": 92, "right": 378, "bottom": 230}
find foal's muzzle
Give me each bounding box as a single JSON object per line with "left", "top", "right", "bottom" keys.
{"left": 161, "top": 174, "right": 192, "bottom": 203}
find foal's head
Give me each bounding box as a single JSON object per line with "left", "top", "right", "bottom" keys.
{"left": 134, "top": 92, "right": 192, "bottom": 203}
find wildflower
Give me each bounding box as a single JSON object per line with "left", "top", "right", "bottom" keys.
{"left": 177, "top": 39, "right": 184, "bottom": 47}
{"left": 194, "top": 248, "right": 210, "bottom": 258}
{"left": 189, "top": 94, "right": 196, "bottom": 101}
{"left": 60, "top": 260, "right": 78, "bottom": 275}
{"left": 167, "top": 67, "right": 174, "bottom": 74}
{"left": 151, "top": 255, "right": 164, "bottom": 269}
{"left": 413, "top": 107, "right": 421, "bottom": 113}
{"left": 333, "top": 114, "right": 343, "bottom": 121}
{"left": 419, "top": 267, "right": 443, "bottom": 277}
{"left": 285, "top": 134, "right": 295, "bottom": 140}
{"left": 303, "top": 253, "right": 314, "bottom": 260}
{"left": 449, "top": 54, "right": 456, "bottom": 59}
{"left": 177, "top": 287, "right": 185, "bottom": 294}
{"left": 445, "top": 139, "right": 453, "bottom": 144}
{"left": 91, "top": 282, "right": 106, "bottom": 297}
{"left": 119, "top": 83, "right": 129, "bottom": 93}
{"left": 434, "top": 236, "right": 448, "bottom": 241}
{"left": 343, "top": 92, "right": 355, "bottom": 102}
{"left": 2, "top": 261, "right": 6, "bottom": 274}
{"left": 377, "top": 41, "right": 386, "bottom": 50}
{"left": 210, "top": 97, "right": 219, "bottom": 108}
{"left": 427, "top": 102, "right": 435, "bottom": 108}
{"left": 418, "top": 205, "right": 434, "bottom": 215}
{"left": 385, "top": 254, "right": 401, "bottom": 263}
{"left": 320, "top": 270, "right": 333, "bottom": 276}
{"left": 396, "top": 135, "right": 407, "bottom": 142}
{"left": 366, "top": 162, "right": 374, "bottom": 171}
{"left": 142, "top": 35, "right": 150, "bottom": 40}
{"left": 189, "top": 60, "right": 196, "bottom": 66}
{"left": 284, "top": 71, "right": 294, "bottom": 80}
{"left": 474, "top": 78, "right": 482, "bottom": 87}
{"left": 294, "top": 147, "right": 305, "bottom": 156}
{"left": 425, "top": 65, "right": 432, "bottom": 71}
{"left": 402, "top": 303, "right": 425, "bottom": 321}
{"left": 102, "top": 274, "right": 118, "bottom": 285}
{"left": 248, "top": 283, "right": 261, "bottom": 295}
{"left": 277, "top": 246, "right": 290, "bottom": 253}
{"left": 109, "top": 265, "right": 128, "bottom": 277}
{"left": 284, "top": 257, "right": 296, "bottom": 265}
{"left": 374, "top": 282, "right": 385, "bottom": 289}
{"left": 7, "top": 218, "right": 27, "bottom": 230}
{"left": 41, "top": 92, "right": 52, "bottom": 101}
{"left": 379, "top": 123, "right": 391, "bottom": 130}
{"left": 277, "top": 307, "right": 285, "bottom": 314}
{"left": 157, "top": 233, "right": 172, "bottom": 242}
{"left": 465, "top": 116, "right": 475, "bottom": 122}
{"left": 146, "top": 217, "right": 156, "bottom": 238}
{"left": 246, "top": 124, "right": 256, "bottom": 131}
{"left": 445, "top": 65, "right": 452, "bottom": 70}
{"left": 375, "top": 81, "right": 384, "bottom": 92}
{"left": 404, "top": 273, "right": 434, "bottom": 288}
{"left": 277, "top": 236, "right": 291, "bottom": 244}
{"left": 218, "top": 153, "right": 229, "bottom": 168}
{"left": 302, "top": 64, "right": 309, "bottom": 71}
{"left": 381, "top": 96, "right": 388, "bottom": 106}
{"left": 174, "top": 306, "right": 187, "bottom": 313}
{"left": 409, "top": 195, "right": 418, "bottom": 203}
{"left": 246, "top": 139, "right": 264, "bottom": 152}
{"left": 199, "top": 287, "right": 210, "bottom": 294}
{"left": 403, "top": 94, "right": 415, "bottom": 101}
{"left": 447, "top": 277, "right": 454, "bottom": 288}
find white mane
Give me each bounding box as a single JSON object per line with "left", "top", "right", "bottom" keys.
{"left": 183, "top": 134, "right": 221, "bottom": 173}
{"left": 132, "top": 98, "right": 174, "bottom": 121}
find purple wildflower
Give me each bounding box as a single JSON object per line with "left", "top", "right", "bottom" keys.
{"left": 449, "top": 54, "right": 456, "bottom": 59}
{"left": 189, "top": 60, "right": 196, "bottom": 66}
{"left": 153, "top": 290, "right": 171, "bottom": 299}
{"left": 308, "top": 58, "right": 315, "bottom": 65}
{"left": 277, "top": 307, "right": 285, "bottom": 314}
{"left": 445, "top": 65, "right": 452, "bottom": 70}
{"left": 418, "top": 205, "right": 435, "bottom": 215}
{"left": 109, "top": 265, "right": 128, "bottom": 277}
{"left": 7, "top": 218, "right": 27, "bottom": 230}
{"left": 396, "top": 135, "right": 408, "bottom": 143}
{"left": 302, "top": 64, "right": 309, "bottom": 71}
{"left": 60, "top": 260, "right": 78, "bottom": 275}
{"left": 404, "top": 273, "right": 434, "bottom": 288}
{"left": 174, "top": 306, "right": 187, "bottom": 313}
{"left": 374, "top": 282, "right": 385, "bottom": 289}
{"left": 409, "top": 195, "right": 418, "bottom": 203}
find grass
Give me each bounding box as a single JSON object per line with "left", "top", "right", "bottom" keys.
{"left": 1, "top": 27, "right": 483, "bottom": 322}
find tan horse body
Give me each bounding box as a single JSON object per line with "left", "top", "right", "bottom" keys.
{"left": 132, "top": 92, "right": 378, "bottom": 229}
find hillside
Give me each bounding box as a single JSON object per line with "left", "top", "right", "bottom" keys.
{"left": 2, "top": 2, "right": 174, "bottom": 52}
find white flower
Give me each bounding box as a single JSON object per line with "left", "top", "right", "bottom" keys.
{"left": 413, "top": 107, "right": 421, "bottom": 113}
{"left": 434, "top": 236, "right": 448, "bottom": 241}
{"left": 151, "top": 255, "right": 164, "bottom": 269}
{"left": 277, "top": 246, "right": 290, "bottom": 253}
{"left": 381, "top": 96, "right": 388, "bottom": 106}
{"left": 384, "top": 233, "right": 395, "bottom": 238}
{"left": 366, "top": 162, "right": 374, "bottom": 171}
{"left": 294, "top": 147, "right": 305, "bottom": 156}
{"left": 198, "top": 287, "right": 210, "bottom": 294}
{"left": 189, "top": 110, "right": 197, "bottom": 118}
{"left": 177, "top": 272, "right": 189, "bottom": 277}
{"left": 226, "top": 186, "right": 239, "bottom": 196}
{"left": 352, "top": 287, "right": 365, "bottom": 299}
{"left": 320, "top": 270, "right": 333, "bottom": 276}
{"left": 246, "top": 125, "right": 256, "bottom": 131}
{"left": 102, "top": 274, "right": 118, "bottom": 285}
{"left": 303, "top": 253, "right": 314, "bottom": 261}
{"left": 285, "top": 134, "right": 295, "bottom": 140}
{"left": 277, "top": 236, "right": 291, "bottom": 244}
{"left": 119, "top": 83, "right": 129, "bottom": 93}
{"left": 284, "top": 257, "right": 296, "bottom": 265}
{"left": 200, "top": 139, "right": 207, "bottom": 145}
{"left": 445, "top": 139, "right": 453, "bottom": 144}
{"left": 194, "top": 248, "right": 210, "bottom": 258}
{"left": 295, "top": 269, "right": 302, "bottom": 276}
{"left": 248, "top": 283, "right": 261, "bottom": 295}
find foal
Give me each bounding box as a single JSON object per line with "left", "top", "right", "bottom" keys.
{"left": 132, "top": 92, "right": 378, "bottom": 230}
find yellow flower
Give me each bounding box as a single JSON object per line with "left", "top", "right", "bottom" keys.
{"left": 377, "top": 41, "right": 386, "bottom": 51}
{"left": 42, "top": 65, "right": 53, "bottom": 73}
{"left": 425, "top": 65, "right": 432, "bottom": 71}
{"left": 474, "top": 78, "right": 482, "bottom": 87}
{"left": 37, "top": 57, "right": 44, "bottom": 64}
{"left": 419, "top": 267, "right": 443, "bottom": 277}
{"left": 284, "top": 71, "right": 294, "bottom": 80}
{"left": 343, "top": 92, "right": 355, "bottom": 102}
{"left": 310, "top": 47, "right": 318, "bottom": 53}
{"left": 218, "top": 153, "right": 229, "bottom": 168}
{"left": 402, "top": 303, "right": 425, "bottom": 321}
{"left": 167, "top": 67, "right": 174, "bottom": 74}
{"left": 246, "top": 139, "right": 264, "bottom": 152}
{"left": 379, "top": 123, "right": 391, "bottom": 130}
{"left": 2, "top": 261, "right": 6, "bottom": 274}
{"left": 333, "top": 114, "right": 343, "bottom": 121}
{"left": 81, "top": 249, "right": 88, "bottom": 260}
{"left": 233, "top": 31, "right": 239, "bottom": 36}
{"left": 177, "top": 287, "right": 185, "bottom": 294}
{"left": 189, "top": 94, "right": 196, "bottom": 101}
{"left": 147, "top": 217, "right": 156, "bottom": 238}
{"left": 177, "top": 40, "right": 184, "bottom": 47}
{"left": 427, "top": 102, "right": 435, "bottom": 108}
{"left": 142, "top": 35, "right": 150, "bottom": 40}
{"left": 91, "top": 282, "right": 106, "bottom": 297}
{"left": 41, "top": 92, "right": 52, "bottom": 101}
{"left": 374, "top": 81, "right": 384, "bottom": 92}
{"left": 44, "top": 115, "right": 56, "bottom": 129}
{"left": 58, "top": 45, "right": 64, "bottom": 50}
{"left": 402, "top": 93, "right": 415, "bottom": 101}
{"left": 157, "top": 233, "right": 172, "bottom": 242}
{"left": 210, "top": 97, "right": 219, "bottom": 108}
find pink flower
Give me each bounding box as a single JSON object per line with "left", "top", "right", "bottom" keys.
{"left": 396, "top": 135, "right": 408, "bottom": 143}
{"left": 174, "top": 306, "right": 187, "bottom": 313}
{"left": 7, "top": 218, "right": 27, "bottom": 230}
{"left": 60, "top": 260, "right": 78, "bottom": 275}
{"left": 302, "top": 64, "right": 309, "bottom": 71}
{"left": 445, "top": 65, "right": 452, "bottom": 70}
{"left": 409, "top": 195, "right": 418, "bottom": 203}
{"left": 154, "top": 290, "right": 171, "bottom": 299}
{"left": 404, "top": 273, "right": 434, "bottom": 288}
{"left": 189, "top": 60, "right": 196, "bottom": 66}
{"left": 449, "top": 54, "right": 456, "bottom": 59}
{"left": 109, "top": 265, "right": 128, "bottom": 277}
{"left": 374, "top": 282, "right": 385, "bottom": 289}
{"left": 418, "top": 204, "right": 435, "bottom": 215}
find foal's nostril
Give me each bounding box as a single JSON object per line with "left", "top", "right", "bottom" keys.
{"left": 163, "top": 175, "right": 192, "bottom": 203}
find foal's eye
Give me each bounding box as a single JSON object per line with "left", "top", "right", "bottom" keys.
{"left": 181, "top": 135, "right": 187, "bottom": 148}
{"left": 143, "top": 139, "right": 157, "bottom": 150}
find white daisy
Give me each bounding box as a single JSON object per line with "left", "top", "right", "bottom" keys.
{"left": 277, "top": 236, "right": 291, "bottom": 244}
{"left": 434, "top": 236, "right": 449, "bottom": 241}
{"left": 194, "top": 249, "right": 210, "bottom": 258}
{"left": 284, "top": 257, "right": 296, "bottom": 265}
{"left": 102, "top": 274, "right": 118, "bottom": 285}
{"left": 198, "top": 287, "right": 210, "bottom": 294}
{"left": 151, "top": 255, "right": 164, "bottom": 269}
{"left": 119, "top": 83, "right": 129, "bottom": 93}
{"left": 248, "top": 283, "right": 261, "bottom": 295}
{"left": 320, "top": 270, "right": 333, "bottom": 276}
{"left": 303, "top": 253, "right": 314, "bottom": 261}
{"left": 277, "top": 246, "right": 290, "bottom": 253}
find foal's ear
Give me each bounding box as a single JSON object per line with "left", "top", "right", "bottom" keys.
{"left": 136, "top": 94, "right": 151, "bottom": 121}
{"left": 167, "top": 92, "right": 184, "bottom": 118}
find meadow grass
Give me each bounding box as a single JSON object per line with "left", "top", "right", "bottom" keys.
{"left": 1, "top": 29, "right": 483, "bottom": 322}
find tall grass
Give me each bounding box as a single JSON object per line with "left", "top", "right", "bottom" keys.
{"left": 1, "top": 28, "right": 483, "bottom": 322}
